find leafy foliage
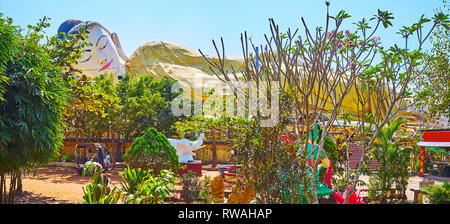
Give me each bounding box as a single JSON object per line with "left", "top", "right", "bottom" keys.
{"left": 368, "top": 119, "right": 411, "bottom": 202}
{"left": 119, "top": 166, "right": 152, "bottom": 195}
{"left": 124, "top": 128, "right": 179, "bottom": 174}
{"left": 116, "top": 73, "right": 183, "bottom": 138}
{"left": 411, "top": 1, "right": 450, "bottom": 120}
{"left": 420, "top": 180, "right": 450, "bottom": 204}
{"left": 62, "top": 74, "right": 116, "bottom": 138}
{"left": 118, "top": 167, "right": 175, "bottom": 204}
{"left": 181, "top": 171, "right": 202, "bottom": 204}
{"left": 0, "top": 14, "right": 70, "bottom": 203}
{"left": 80, "top": 161, "right": 118, "bottom": 204}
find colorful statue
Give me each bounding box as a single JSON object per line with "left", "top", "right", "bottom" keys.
{"left": 280, "top": 123, "right": 334, "bottom": 203}
{"left": 57, "top": 19, "right": 244, "bottom": 101}
{"left": 57, "top": 20, "right": 129, "bottom": 79}
{"left": 58, "top": 19, "right": 403, "bottom": 117}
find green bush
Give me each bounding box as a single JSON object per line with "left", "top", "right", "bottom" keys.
{"left": 181, "top": 171, "right": 202, "bottom": 204}
{"left": 198, "top": 175, "right": 213, "bottom": 204}
{"left": 0, "top": 15, "right": 68, "bottom": 204}
{"left": 119, "top": 166, "right": 151, "bottom": 195}
{"left": 421, "top": 181, "right": 450, "bottom": 204}
{"left": 119, "top": 167, "right": 175, "bottom": 204}
{"left": 124, "top": 128, "right": 179, "bottom": 174}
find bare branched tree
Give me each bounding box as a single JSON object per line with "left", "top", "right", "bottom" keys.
{"left": 199, "top": 2, "right": 448, "bottom": 204}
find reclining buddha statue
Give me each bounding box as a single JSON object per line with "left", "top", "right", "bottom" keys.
{"left": 58, "top": 19, "right": 244, "bottom": 101}
{"left": 58, "top": 19, "right": 404, "bottom": 119}
{"left": 58, "top": 20, "right": 129, "bottom": 79}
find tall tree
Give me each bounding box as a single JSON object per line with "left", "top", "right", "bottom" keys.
{"left": 0, "top": 16, "right": 67, "bottom": 203}
{"left": 412, "top": 0, "right": 450, "bottom": 121}
{"left": 115, "top": 73, "right": 183, "bottom": 139}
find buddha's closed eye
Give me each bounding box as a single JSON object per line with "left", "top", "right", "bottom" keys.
{"left": 96, "top": 35, "right": 108, "bottom": 50}
{"left": 80, "top": 55, "right": 92, "bottom": 63}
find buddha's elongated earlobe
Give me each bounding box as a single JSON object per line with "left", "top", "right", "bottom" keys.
{"left": 110, "top": 32, "right": 129, "bottom": 62}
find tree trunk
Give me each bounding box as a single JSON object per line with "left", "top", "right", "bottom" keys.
{"left": 16, "top": 170, "right": 22, "bottom": 194}
{"left": 310, "top": 168, "right": 319, "bottom": 204}
{"left": 111, "top": 129, "right": 115, "bottom": 169}
{"left": 0, "top": 172, "right": 4, "bottom": 204}
{"left": 8, "top": 172, "right": 17, "bottom": 204}
{"left": 211, "top": 130, "right": 217, "bottom": 168}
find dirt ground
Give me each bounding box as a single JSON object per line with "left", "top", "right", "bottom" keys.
{"left": 9, "top": 163, "right": 449, "bottom": 204}
{"left": 11, "top": 163, "right": 222, "bottom": 204}
{"left": 13, "top": 165, "right": 120, "bottom": 204}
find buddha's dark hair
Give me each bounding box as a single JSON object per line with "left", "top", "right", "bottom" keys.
{"left": 57, "top": 19, "right": 106, "bottom": 40}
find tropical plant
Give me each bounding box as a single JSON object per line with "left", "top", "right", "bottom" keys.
{"left": 81, "top": 184, "right": 118, "bottom": 204}
{"left": 412, "top": 0, "right": 450, "bottom": 120}
{"left": 124, "top": 128, "right": 179, "bottom": 174}
{"left": 118, "top": 168, "right": 176, "bottom": 204}
{"left": 0, "top": 13, "right": 15, "bottom": 104}
{"left": 118, "top": 166, "right": 151, "bottom": 195}
{"left": 62, "top": 74, "right": 116, "bottom": 139}
{"left": 181, "top": 171, "right": 202, "bottom": 204}
{"left": 0, "top": 15, "right": 68, "bottom": 204}
{"left": 80, "top": 161, "right": 118, "bottom": 204}
{"left": 420, "top": 180, "right": 450, "bottom": 204}
{"left": 368, "top": 119, "right": 411, "bottom": 203}
{"left": 198, "top": 175, "right": 213, "bottom": 204}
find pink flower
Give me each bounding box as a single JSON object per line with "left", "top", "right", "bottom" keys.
{"left": 350, "top": 61, "right": 356, "bottom": 68}
{"left": 347, "top": 40, "right": 355, "bottom": 47}
{"left": 326, "top": 32, "right": 333, "bottom": 37}
{"left": 337, "top": 42, "right": 344, "bottom": 48}
{"left": 358, "top": 41, "right": 364, "bottom": 46}
{"left": 345, "top": 30, "right": 351, "bottom": 36}
{"left": 371, "top": 36, "right": 381, "bottom": 44}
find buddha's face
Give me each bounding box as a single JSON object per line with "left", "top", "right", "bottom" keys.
{"left": 76, "top": 25, "right": 127, "bottom": 79}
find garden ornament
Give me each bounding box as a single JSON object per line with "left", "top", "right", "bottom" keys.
{"left": 281, "top": 127, "right": 334, "bottom": 203}
{"left": 210, "top": 175, "right": 225, "bottom": 202}
{"left": 322, "top": 153, "right": 365, "bottom": 204}
{"left": 332, "top": 185, "right": 365, "bottom": 204}
{"left": 168, "top": 133, "right": 205, "bottom": 163}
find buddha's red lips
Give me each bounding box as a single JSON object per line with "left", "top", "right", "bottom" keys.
{"left": 99, "top": 60, "right": 113, "bottom": 72}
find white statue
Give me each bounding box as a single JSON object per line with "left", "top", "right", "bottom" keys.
{"left": 57, "top": 20, "right": 129, "bottom": 79}
{"left": 168, "top": 133, "right": 205, "bottom": 163}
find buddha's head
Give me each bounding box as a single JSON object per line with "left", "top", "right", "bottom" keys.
{"left": 58, "top": 19, "right": 128, "bottom": 79}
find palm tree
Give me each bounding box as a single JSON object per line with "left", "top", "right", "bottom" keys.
{"left": 370, "top": 119, "right": 411, "bottom": 203}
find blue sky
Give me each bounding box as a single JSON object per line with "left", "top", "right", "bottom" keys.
{"left": 0, "top": 0, "right": 446, "bottom": 57}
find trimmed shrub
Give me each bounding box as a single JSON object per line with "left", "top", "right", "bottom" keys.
{"left": 124, "top": 128, "right": 179, "bottom": 174}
